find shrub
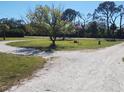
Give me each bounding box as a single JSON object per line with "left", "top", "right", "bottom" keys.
{"left": 6, "top": 29, "right": 25, "bottom": 37}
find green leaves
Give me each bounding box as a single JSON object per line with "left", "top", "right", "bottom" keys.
{"left": 27, "top": 5, "right": 75, "bottom": 38}
{"left": 0, "top": 24, "right": 9, "bottom": 31}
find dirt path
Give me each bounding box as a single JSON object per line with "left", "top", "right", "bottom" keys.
{"left": 0, "top": 40, "right": 50, "bottom": 57}
{"left": 1, "top": 40, "right": 124, "bottom": 92}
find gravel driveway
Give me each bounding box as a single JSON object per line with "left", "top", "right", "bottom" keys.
{"left": 1, "top": 40, "right": 124, "bottom": 92}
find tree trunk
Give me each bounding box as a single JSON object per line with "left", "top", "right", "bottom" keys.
{"left": 120, "top": 15, "right": 122, "bottom": 30}
{"left": 50, "top": 36, "right": 52, "bottom": 41}
{"left": 62, "top": 34, "right": 65, "bottom": 40}
{"left": 107, "top": 15, "right": 110, "bottom": 37}
{"left": 119, "top": 14, "right": 122, "bottom": 37}
{"left": 49, "top": 36, "right": 56, "bottom": 49}
{"left": 112, "top": 30, "right": 115, "bottom": 41}
{"left": 3, "top": 31, "right": 6, "bottom": 40}
{"left": 52, "top": 40, "right": 56, "bottom": 46}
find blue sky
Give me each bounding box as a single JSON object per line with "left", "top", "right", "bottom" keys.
{"left": 0, "top": 1, "right": 124, "bottom": 20}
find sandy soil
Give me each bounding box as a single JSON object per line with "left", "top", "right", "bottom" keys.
{"left": 1, "top": 40, "right": 124, "bottom": 92}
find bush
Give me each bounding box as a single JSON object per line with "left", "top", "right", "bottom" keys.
{"left": 0, "top": 29, "right": 25, "bottom": 37}
{"left": 1, "top": 29, "right": 24, "bottom": 37}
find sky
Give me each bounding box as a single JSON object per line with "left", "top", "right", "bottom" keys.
{"left": 0, "top": 1, "right": 124, "bottom": 20}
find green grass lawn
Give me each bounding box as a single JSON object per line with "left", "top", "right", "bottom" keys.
{"left": 7, "top": 38, "right": 123, "bottom": 51}
{"left": 0, "top": 37, "right": 35, "bottom": 41}
{"left": 0, "top": 37, "right": 26, "bottom": 41}
{"left": 0, "top": 53, "right": 46, "bottom": 91}
{"left": 0, "top": 36, "right": 49, "bottom": 41}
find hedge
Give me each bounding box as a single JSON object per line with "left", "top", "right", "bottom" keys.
{"left": 0, "top": 29, "right": 25, "bottom": 37}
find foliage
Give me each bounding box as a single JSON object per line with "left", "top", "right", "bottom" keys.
{"left": 25, "top": 2, "right": 124, "bottom": 39}
{"left": 1, "top": 2, "right": 124, "bottom": 39}
{"left": 27, "top": 5, "right": 76, "bottom": 47}
{"left": 61, "top": 8, "right": 79, "bottom": 22}
{"left": 0, "top": 24, "right": 10, "bottom": 40}
{"left": 0, "top": 18, "right": 25, "bottom": 38}
{"left": 94, "top": 1, "right": 120, "bottom": 37}
{"left": 7, "top": 29, "right": 25, "bottom": 37}
{"left": 86, "top": 21, "right": 98, "bottom": 37}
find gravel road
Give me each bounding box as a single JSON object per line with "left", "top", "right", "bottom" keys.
{"left": 0, "top": 40, "right": 124, "bottom": 92}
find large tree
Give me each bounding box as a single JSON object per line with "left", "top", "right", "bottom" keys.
{"left": 117, "top": 5, "right": 124, "bottom": 37}
{"left": 61, "top": 8, "right": 79, "bottom": 23}
{"left": 118, "top": 5, "right": 124, "bottom": 30}
{"left": 60, "top": 8, "right": 79, "bottom": 39}
{"left": 27, "top": 5, "right": 73, "bottom": 48}
{"left": 94, "top": 1, "right": 119, "bottom": 37}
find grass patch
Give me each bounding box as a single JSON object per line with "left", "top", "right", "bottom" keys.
{"left": 0, "top": 36, "right": 49, "bottom": 41}
{"left": 7, "top": 38, "right": 123, "bottom": 51}
{"left": 0, "top": 53, "right": 46, "bottom": 91}
{"left": 0, "top": 37, "right": 26, "bottom": 41}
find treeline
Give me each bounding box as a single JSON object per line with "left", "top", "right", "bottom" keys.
{"left": 0, "top": 18, "right": 25, "bottom": 39}
{"left": 25, "top": 1, "right": 124, "bottom": 40}
{"left": 0, "top": 1, "right": 124, "bottom": 41}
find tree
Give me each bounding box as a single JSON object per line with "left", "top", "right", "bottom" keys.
{"left": 60, "top": 21, "right": 75, "bottom": 40}
{"left": 0, "top": 24, "right": 9, "bottom": 40}
{"left": 23, "top": 23, "right": 33, "bottom": 35}
{"left": 117, "top": 5, "right": 124, "bottom": 37}
{"left": 61, "top": 8, "right": 79, "bottom": 39}
{"left": 27, "top": 5, "right": 72, "bottom": 48}
{"left": 87, "top": 21, "right": 98, "bottom": 37}
{"left": 0, "top": 18, "right": 24, "bottom": 29}
{"left": 94, "top": 1, "right": 119, "bottom": 37}
{"left": 118, "top": 5, "right": 124, "bottom": 30}
{"left": 0, "top": 18, "right": 25, "bottom": 38}
{"left": 61, "top": 8, "right": 79, "bottom": 23}
{"left": 0, "top": 18, "right": 10, "bottom": 40}
{"left": 97, "top": 22, "right": 106, "bottom": 37}
{"left": 77, "top": 13, "right": 93, "bottom": 37}
{"left": 110, "top": 23, "right": 117, "bottom": 40}
{"left": 80, "top": 13, "right": 92, "bottom": 29}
